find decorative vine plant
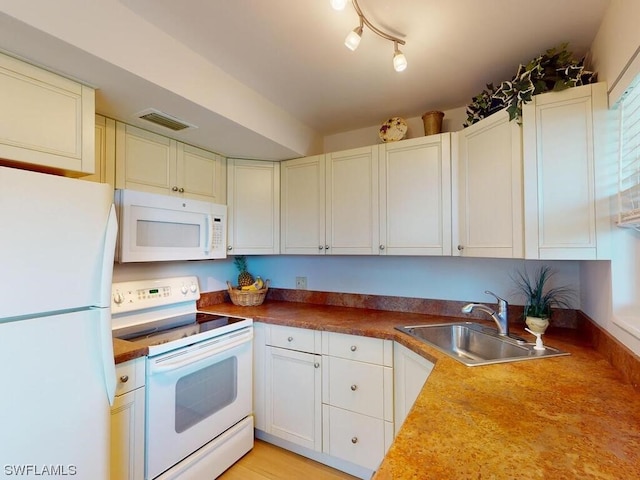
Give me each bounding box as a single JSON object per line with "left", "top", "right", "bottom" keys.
{"left": 464, "top": 43, "right": 597, "bottom": 127}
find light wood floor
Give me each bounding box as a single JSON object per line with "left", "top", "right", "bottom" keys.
{"left": 217, "top": 440, "right": 358, "bottom": 480}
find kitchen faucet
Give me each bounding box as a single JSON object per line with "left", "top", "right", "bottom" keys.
{"left": 461, "top": 290, "right": 509, "bottom": 336}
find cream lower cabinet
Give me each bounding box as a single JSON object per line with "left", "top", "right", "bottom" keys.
{"left": 0, "top": 51, "right": 95, "bottom": 176}
{"left": 453, "top": 109, "right": 523, "bottom": 258}
{"left": 322, "top": 331, "right": 394, "bottom": 473}
{"left": 378, "top": 134, "right": 452, "bottom": 255}
{"left": 227, "top": 159, "right": 280, "bottom": 255}
{"left": 264, "top": 324, "right": 322, "bottom": 451}
{"left": 111, "top": 358, "right": 145, "bottom": 480}
{"left": 522, "top": 82, "right": 610, "bottom": 260}
{"left": 281, "top": 146, "right": 379, "bottom": 255}
{"left": 393, "top": 342, "right": 434, "bottom": 435}
{"left": 115, "top": 123, "right": 226, "bottom": 203}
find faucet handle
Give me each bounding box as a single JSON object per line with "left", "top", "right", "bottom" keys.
{"left": 484, "top": 290, "right": 507, "bottom": 308}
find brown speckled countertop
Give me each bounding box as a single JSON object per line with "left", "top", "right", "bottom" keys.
{"left": 113, "top": 337, "right": 147, "bottom": 364}
{"left": 199, "top": 300, "right": 640, "bottom": 480}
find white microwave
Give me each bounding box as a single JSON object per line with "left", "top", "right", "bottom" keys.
{"left": 114, "top": 189, "right": 227, "bottom": 263}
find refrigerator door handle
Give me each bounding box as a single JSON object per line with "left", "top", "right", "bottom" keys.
{"left": 98, "top": 307, "right": 117, "bottom": 405}
{"left": 99, "top": 204, "right": 118, "bottom": 307}
{"left": 99, "top": 204, "right": 118, "bottom": 405}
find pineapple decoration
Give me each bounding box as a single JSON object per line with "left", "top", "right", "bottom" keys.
{"left": 234, "top": 255, "right": 254, "bottom": 288}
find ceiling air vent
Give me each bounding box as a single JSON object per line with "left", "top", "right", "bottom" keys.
{"left": 136, "top": 108, "right": 198, "bottom": 132}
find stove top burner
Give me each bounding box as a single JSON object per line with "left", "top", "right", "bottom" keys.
{"left": 115, "top": 313, "right": 250, "bottom": 350}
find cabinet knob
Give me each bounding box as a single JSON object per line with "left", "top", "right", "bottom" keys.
{"left": 287, "top": 336, "right": 293, "bottom": 342}
{"left": 318, "top": 245, "right": 324, "bottom": 250}
{"left": 379, "top": 245, "right": 385, "bottom": 250}
{"left": 325, "top": 245, "right": 330, "bottom": 250}
{"left": 351, "top": 437, "right": 358, "bottom": 444}
{"left": 314, "top": 362, "right": 320, "bottom": 369}
{"left": 350, "top": 384, "right": 358, "bottom": 391}
{"left": 227, "top": 245, "right": 233, "bottom": 251}
{"left": 172, "top": 186, "right": 178, "bottom": 192}
{"left": 350, "top": 345, "right": 357, "bottom": 352}
{"left": 457, "top": 244, "right": 464, "bottom": 251}
{"left": 178, "top": 187, "right": 185, "bottom": 193}
{"left": 119, "top": 375, "right": 129, "bottom": 383}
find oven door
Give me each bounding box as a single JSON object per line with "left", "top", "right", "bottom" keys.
{"left": 145, "top": 327, "right": 252, "bottom": 480}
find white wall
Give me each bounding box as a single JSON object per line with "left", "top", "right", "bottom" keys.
{"left": 581, "top": 0, "right": 640, "bottom": 354}
{"left": 114, "top": 256, "right": 580, "bottom": 308}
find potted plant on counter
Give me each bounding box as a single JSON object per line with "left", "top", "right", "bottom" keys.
{"left": 512, "top": 266, "right": 574, "bottom": 334}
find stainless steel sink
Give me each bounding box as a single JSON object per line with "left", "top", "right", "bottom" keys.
{"left": 396, "top": 322, "right": 569, "bottom": 366}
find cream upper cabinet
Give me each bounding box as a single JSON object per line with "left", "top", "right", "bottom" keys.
{"left": 115, "top": 123, "right": 226, "bottom": 203}
{"left": 379, "top": 134, "right": 452, "bottom": 256}
{"left": 83, "top": 115, "right": 115, "bottom": 188}
{"left": 522, "top": 82, "right": 610, "bottom": 260}
{"left": 280, "top": 154, "right": 327, "bottom": 254}
{"left": 227, "top": 158, "right": 280, "bottom": 255}
{"left": 281, "top": 147, "right": 379, "bottom": 255}
{"left": 0, "top": 51, "right": 95, "bottom": 176}
{"left": 453, "top": 109, "right": 524, "bottom": 258}
{"left": 326, "top": 146, "right": 380, "bottom": 255}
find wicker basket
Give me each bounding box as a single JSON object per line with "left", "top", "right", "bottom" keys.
{"left": 227, "top": 280, "right": 270, "bottom": 306}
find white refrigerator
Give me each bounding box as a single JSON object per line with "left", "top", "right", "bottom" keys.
{"left": 0, "top": 166, "right": 117, "bottom": 479}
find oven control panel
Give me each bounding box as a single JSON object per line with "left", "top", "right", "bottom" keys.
{"left": 111, "top": 276, "right": 201, "bottom": 313}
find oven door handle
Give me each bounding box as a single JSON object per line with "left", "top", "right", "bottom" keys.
{"left": 148, "top": 329, "right": 252, "bottom": 375}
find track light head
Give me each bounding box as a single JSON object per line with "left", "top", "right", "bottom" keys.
{"left": 345, "top": 23, "right": 363, "bottom": 51}
{"left": 393, "top": 42, "right": 407, "bottom": 72}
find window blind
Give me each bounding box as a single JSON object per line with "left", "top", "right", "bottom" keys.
{"left": 617, "top": 74, "right": 640, "bottom": 227}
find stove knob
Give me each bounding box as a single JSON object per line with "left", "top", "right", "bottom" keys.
{"left": 190, "top": 283, "right": 197, "bottom": 293}
{"left": 113, "top": 292, "right": 124, "bottom": 305}
{"left": 180, "top": 285, "right": 188, "bottom": 295}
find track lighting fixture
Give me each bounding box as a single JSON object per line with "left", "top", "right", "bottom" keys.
{"left": 332, "top": 0, "right": 407, "bottom": 72}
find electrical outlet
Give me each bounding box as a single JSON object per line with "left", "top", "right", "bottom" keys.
{"left": 295, "top": 276, "right": 307, "bottom": 290}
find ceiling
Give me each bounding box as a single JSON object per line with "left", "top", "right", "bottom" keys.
{"left": 0, "top": 0, "right": 610, "bottom": 160}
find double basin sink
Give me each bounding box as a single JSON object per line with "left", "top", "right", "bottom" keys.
{"left": 396, "top": 322, "right": 569, "bottom": 366}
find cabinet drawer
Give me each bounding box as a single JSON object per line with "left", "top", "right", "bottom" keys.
{"left": 323, "top": 357, "right": 392, "bottom": 421}
{"left": 322, "top": 331, "right": 392, "bottom": 366}
{"left": 267, "top": 324, "right": 321, "bottom": 353}
{"left": 322, "top": 405, "right": 392, "bottom": 471}
{"left": 115, "top": 358, "right": 145, "bottom": 396}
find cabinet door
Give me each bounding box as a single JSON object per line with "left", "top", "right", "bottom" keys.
{"left": 454, "top": 109, "right": 523, "bottom": 258}
{"left": 326, "top": 146, "right": 379, "bottom": 255}
{"left": 379, "top": 135, "right": 452, "bottom": 255}
{"left": 84, "top": 115, "right": 116, "bottom": 188}
{"left": 265, "top": 346, "right": 322, "bottom": 451}
{"left": 0, "top": 52, "right": 95, "bottom": 175}
{"left": 322, "top": 405, "right": 391, "bottom": 471}
{"left": 523, "top": 82, "right": 609, "bottom": 260}
{"left": 393, "top": 342, "right": 434, "bottom": 434}
{"left": 227, "top": 159, "right": 280, "bottom": 255}
{"left": 115, "top": 123, "right": 177, "bottom": 194}
{"left": 177, "top": 143, "right": 226, "bottom": 203}
{"left": 110, "top": 387, "right": 145, "bottom": 480}
{"left": 280, "top": 154, "right": 326, "bottom": 254}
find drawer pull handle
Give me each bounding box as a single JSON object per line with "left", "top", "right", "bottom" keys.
{"left": 314, "top": 362, "right": 320, "bottom": 368}
{"left": 350, "top": 384, "right": 358, "bottom": 391}
{"left": 350, "top": 345, "right": 357, "bottom": 352}
{"left": 120, "top": 375, "right": 129, "bottom": 383}
{"left": 287, "top": 336, "right": 293, "bottom": 342}
{"left": 351, "top": 437, "right": 358, "bottom": 444}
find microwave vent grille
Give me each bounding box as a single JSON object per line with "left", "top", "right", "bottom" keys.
{"left": 136, "top": 108, "right": 197, "bottom": 132}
